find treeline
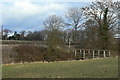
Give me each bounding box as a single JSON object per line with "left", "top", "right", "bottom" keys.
{"left": 2, "top": 30, "right": 46, "bottom": 41}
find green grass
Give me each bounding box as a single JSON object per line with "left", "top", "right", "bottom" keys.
{"left": 2, "top": 57, "right": 118, "bottom": 78}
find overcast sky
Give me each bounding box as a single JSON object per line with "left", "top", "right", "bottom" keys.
{"left": 0, "top": 0, "right": 119, "bottom": 32}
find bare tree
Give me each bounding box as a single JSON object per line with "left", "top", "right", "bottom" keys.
{"left": 82, "top": 0, "right": 119, "bottom": 49}
{"left": 43, "top": 14, "right": 65, "bottom": 61}
{"left": 20, "top": 30, "right": 26, "bottom": 37}
{"left": 65, "top": 7, "right": 83, "bottom": 42}
{"left": 19, "top": 30, "right": 26, "bottom": 40}
{"left": 44, "top": 15, "right": 64, "bottom": 31}
{"left": 83, "top": 19, "right": 99, "bottom": 49}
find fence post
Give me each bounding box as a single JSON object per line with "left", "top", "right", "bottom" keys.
{"left": 98, "top": 50, "right": 100, "bottom": 58}
{"left": 75, "top": 50, "right": 76, "bottom": 58}
{"left": 88, "top": 50, "right": 90, "bottom": 58}
{"left": 104, "top": 51, "right": 106, "bottom": 58}
{"left": 83, "top": 50, "right": 85, "bottom": 59}
{"left": 93, "top": 50, "right": 95, "bottom": 58}
{"left": 109, "top": 50, "right": 110, "bottom": 57}
{"left": 79, "top": 49, "right": 81, "bottom": 56}
{"left": 80, "top": 49, "right": 81, "bottom": 53}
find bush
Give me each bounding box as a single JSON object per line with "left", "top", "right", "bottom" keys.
{"left": 12, "top": 44, "right": 47, "bottom": 63}
{"left": 2, "top": 44, "right": 74, "bottom": 63}
{"left": 2, "top": 45, "right": 16, "bottom": 64}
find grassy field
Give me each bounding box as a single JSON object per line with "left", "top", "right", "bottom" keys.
{"left": 2, "top": 57, "right": 118, "bottom": 78}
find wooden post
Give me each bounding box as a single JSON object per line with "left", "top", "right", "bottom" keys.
{"left": 80, "top": 49, "right": 81, "bottom": 53}
{"left": 83, "top": 50, "right": 85, "bottom": 59}
{"left": 75, "top": 50, "right": 76, "bottom": 58}
{"left": 88, "top": 50, "right": 90, "bottom": 59}
{"left": 79, "top": 49, "right": 81, "bottom": 56}
{"left": 109, "top": 51, "right": 110, "bottom": 57}
{"left": 93, "top": 50, "right": 95, "bottom": 58}
{"left": 98, "top": 50, "right": 100, "bottom": 58}
{"left": 104, "top": 51, "right": 106, "bottom": 58}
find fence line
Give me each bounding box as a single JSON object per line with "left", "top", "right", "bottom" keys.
{"left": 74, "top": 49, "right": 110, "bottom": 60}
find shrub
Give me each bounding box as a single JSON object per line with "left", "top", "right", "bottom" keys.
{"left": 12, "top": 44, "right": 47, "bottom": 63}
{"left": 3, "top": 44, "right": 74, "bottom": 63}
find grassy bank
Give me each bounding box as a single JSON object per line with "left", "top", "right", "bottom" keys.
{"left": 2, "top": 57, "right": 118, "bottom": 78}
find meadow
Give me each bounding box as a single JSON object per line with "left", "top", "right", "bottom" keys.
{"left": 2, "top": 57, "right": 118, "bottom": 78}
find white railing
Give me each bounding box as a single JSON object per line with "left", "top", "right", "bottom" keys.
{"left": 74, "top": 49, "right": 110, "bottom": 60}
